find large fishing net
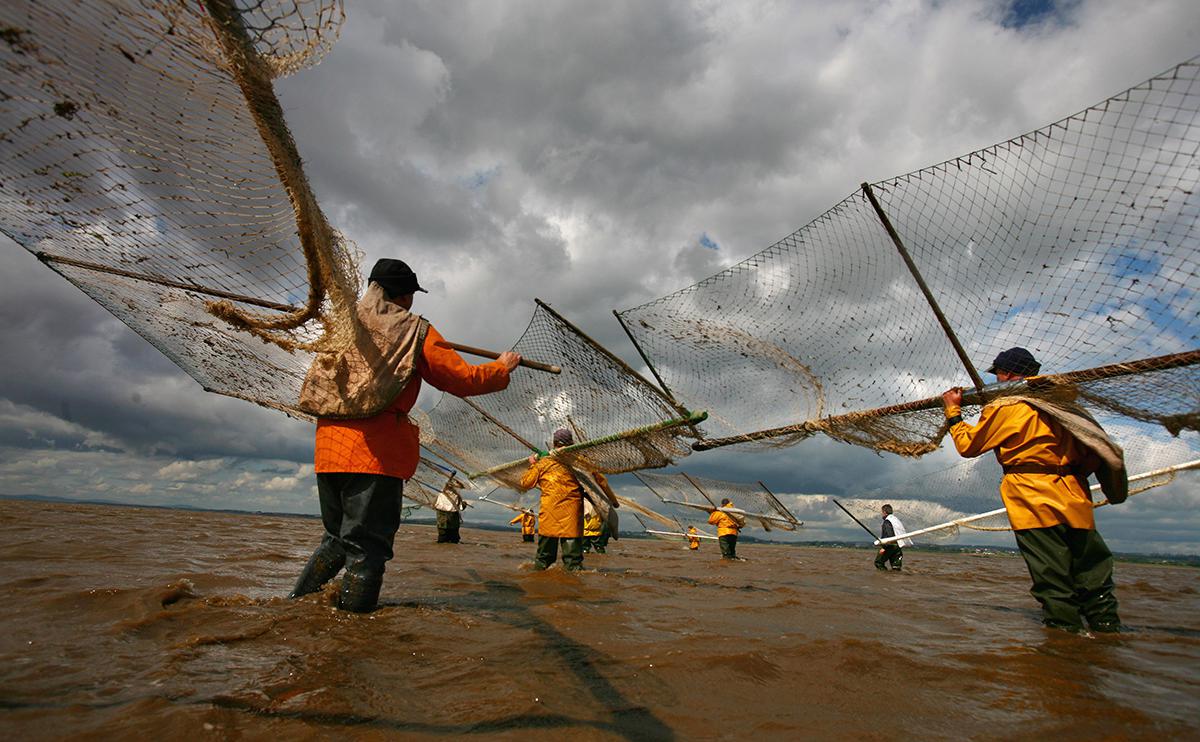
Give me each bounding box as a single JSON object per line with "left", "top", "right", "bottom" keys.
{"left": 635, "top": 471, "right": 801, "bottom": 531}
{"left": 0, "top": 1, "right": 387, "bottom": 420}
{"left": 401, "top": 456, "right": 476, "bottom": 511}
{"left": 422, "top": 301, "right": 702, "bottom": 490}
{"left": 618, "top": 57, "right": 1200, "bottom": 456}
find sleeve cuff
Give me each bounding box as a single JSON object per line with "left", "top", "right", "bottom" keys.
{"left": 946, "top": 414, "right": 963, "bottom": 426}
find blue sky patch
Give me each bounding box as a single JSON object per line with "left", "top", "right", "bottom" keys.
{"left": 699, "top": 233, "right": 719, "bottom": 251}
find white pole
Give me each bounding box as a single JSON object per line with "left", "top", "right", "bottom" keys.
{"left": 876, "top": 458, "right": 1200, "bottom": 545}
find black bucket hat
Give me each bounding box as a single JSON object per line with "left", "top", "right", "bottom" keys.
{"left": 987, "top": 347, "right": 1041, "bottom": 376}
{"left": 369, "top": 258, "right": 427, "bottom": 296}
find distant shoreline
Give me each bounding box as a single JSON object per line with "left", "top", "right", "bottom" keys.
{"left": 3, "top": 493, "right": 1196, "bottom": 567}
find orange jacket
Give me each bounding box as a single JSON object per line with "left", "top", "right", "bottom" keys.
{"left": 509, "top": 512, "right": 536, "bottom": 535}
{"left": 947, "top": 398, "right": 1099, "bottom": 530}
{"left": 708, "top": 508, "right": 742, "bottom": 537}
{"left": 314, "top": 325, "right": 510, "bottom": 479}
{"left": 520, "top": 457, "right": 584, "bottom": 538}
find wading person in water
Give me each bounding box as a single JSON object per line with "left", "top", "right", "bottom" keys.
{"left": 520, "top": 428, "right": 607, "bottom": 571}
{"left": 509, "top": 510, "right": 536, "bottom": 542}
{"left": 686, "top": 525, "right": 700, "bottom": 551}
{"left": 290, "top": 258, "right": 520, "bottom": 612}
{"left": 434, "top": 489, "right": 466, "bottom": 544}
{"left": 942, "top": 347, "right": 1127, "bottom": 633}
{"left": 708, "top": 498, "right": 745, "bottom": 560}
{"left": 875, "top": 504, "right": 911, "bottom": 571}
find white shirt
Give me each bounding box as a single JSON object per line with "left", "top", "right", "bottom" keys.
{"left": 886, "top": 514, "right": 913, "bottom": 547}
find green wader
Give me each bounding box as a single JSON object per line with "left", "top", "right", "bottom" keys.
{"left": 718, "top": 534, "right": 738, "bottom": 559}
{"left": 1014, "top": 525, "right": 1121, "bottom": 632}
{"left": 436, "top": 510, "right": 461, "bottom": 543}
{"left": 533, "top": 536, "right": 584, "bottom": 571}
{"left": 874, "top": 544, "right": 903, "bottom": 571}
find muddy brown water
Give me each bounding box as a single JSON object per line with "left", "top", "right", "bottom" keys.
{"left": 0, "top": 499, "right": 1197, "bottom": 740}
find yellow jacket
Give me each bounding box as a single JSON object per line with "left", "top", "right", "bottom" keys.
{"left": 520, "top": 457, "right": 584, "bottom": 538}
{"left": 947, "top": 398, "right": 1099, "bottom": 530}
{"left": 708, "top": 507, "right": 742, "bottom": 537}
{"left": 509, "top": 512, "right": 536, "bottom": 536}
{"left": 583, "top": 511, "right": 602, "bottom": 537}
{"left": 687, "top": 527, "right": 700, "bottom": 550}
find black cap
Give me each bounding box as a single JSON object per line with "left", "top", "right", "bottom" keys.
{"left": 987, "top": 347, "right": 1041, "bottom": 376}
{"left": 368, "top": 258, "right": 427, "bottom": 296}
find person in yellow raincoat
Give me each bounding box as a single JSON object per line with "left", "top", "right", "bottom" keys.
{"left": 708, "top": 498, "right": 745, "bottom": 560}
{"left": 942, "top": 346, "right": 1123, "bottom": 633}
{"left": 519, "top": 428, "right": 587, "bottom": 571}
{"left": 509, "top": 511, "right": 536, "bottom": 543}
{"left": 582, "top": 499, "right": 605, "bottom": 553}
{"left": 686, "top": 525, "right": 700, "bottom": 551}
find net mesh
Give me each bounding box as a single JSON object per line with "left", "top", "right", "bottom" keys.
{"left": 0, "top": 1, "right": 371, "bottom": 420}
{"left": 635, "top": 471, "right": 800, "bottom": 531}
{"left": 618, "top": 57, "right": 1200, "bottom": 455}
{"left": 402, "top": 457, "right": 475, "bottom": 511}
{"left": 423, "top": 302, "right": 698, "bottom": 490}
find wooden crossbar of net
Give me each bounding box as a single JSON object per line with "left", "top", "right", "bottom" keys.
{"left": 0, "top": 1, "right": 386, "bottom": 420}
{"left": 617, "top": 56, "right": 1200, "bottom": 457}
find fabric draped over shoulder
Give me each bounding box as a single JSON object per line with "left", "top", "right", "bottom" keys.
{"left": 1018, "top": 395, "right": 1128, "bottom": 505}
{"left": 298, "top": 282, "right": 429, "bottom": 418}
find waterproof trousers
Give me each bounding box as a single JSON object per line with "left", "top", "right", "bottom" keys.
{"left": 290, "top": 473, "right": 403, "bottom": 613}
{"left": 522, "top": 534, "right": 535, "bottom": 543}
{"left": 718, "top": 534, "right": 738, "bottom": 559}
{"left": 533, "top": 535, "right": 584, "bottom": 571}
{"left": 1014, "top": 525, "right": 1121, "bottom": 632}
{"left": 875, "top": 545, "right": 903, "bottom": 571}
{"left": 436, "top": 510, "right": 462, "bottom": 543}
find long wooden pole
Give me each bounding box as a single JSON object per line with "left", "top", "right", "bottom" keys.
{"left": 536, "top": 299, "right": 688, "bottom": 416}
{"left": 832, "top": 498, "right": 879, "bottom": 540}
{"left": 612, "top": 310, "right": 690, "bottom": 417}
{"left": 693, "top": 349, "right": 1200, "bottom": 451}
{"left": 758, "top": 480, "right": 802, "bottom": 525}
{"left": 862, "top": 182, "right": 984, "bottom": 390}
{"left": 38, "top": 252, "right": 561, "bottom": 373}
{"left": 460, "top": 397, "right": 543, "bottom": 454}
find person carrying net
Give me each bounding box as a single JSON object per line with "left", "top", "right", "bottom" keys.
{"left": 519, "top": 428, "right": 608, "bottom": 571}
{"left": 875, "top": 504, "right": 912, "bottom": 571}
{"left": 942, "top": 347, "right": 1126, "bottom": 633}
{"left": 708, "top": 498, "right": 746, "bottom": 560}
{"left": 290, "top": 259, "right": 521, "bottom": 612}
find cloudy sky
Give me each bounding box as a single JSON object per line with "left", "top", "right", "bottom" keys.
{"left": 2, "top": 0, "right": 1199, "bottom": 553}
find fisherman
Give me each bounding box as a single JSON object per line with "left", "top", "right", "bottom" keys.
{"left": 686, "top": 525, "right": 701, "bottom": 551}
{"left": 942, "top": 347, "right": 1126, "bottom": 633}
{"left": 434, "top": 489, "right": 467, "bottom": 544}
{"left": 519, "top": 428, "right": 594, "bottom": 571}
{"left": 509, "top": 510, "right": 536, "bottom": 542}
{"left": 875, "top": 504, "right": 911, "bottom": 571}
{"left": 595, "top": 514, "right": 614, "bottom": 553}
{"left": 290, "top": 258, "right": 520, "bottom": 612}
{"left": 582, "top": 499, "right": 605, "bottom": 553}
{"left": 708, "top": 498, "right": 746, "bottom": 560}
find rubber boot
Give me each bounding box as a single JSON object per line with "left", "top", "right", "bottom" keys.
{"left": 338, "top": 564, "right": 384, "bottom": 613}
{"left": 288, "top": 539, "right": 346, "bottom": 599}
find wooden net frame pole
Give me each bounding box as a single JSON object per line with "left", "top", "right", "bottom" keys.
{"left": 862, "top": 182, "right": 984, "bottom": 390}
{"left": 612, "top": 309, "right": 690, "bottom": 417}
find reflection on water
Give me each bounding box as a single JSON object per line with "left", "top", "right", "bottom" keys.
{"left": 0, "top": 499, "right": 1197, "bottom": 739}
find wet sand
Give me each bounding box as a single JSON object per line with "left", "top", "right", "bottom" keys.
{"left": 0, "top": 499, "right": 1197, "bottom": 740}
